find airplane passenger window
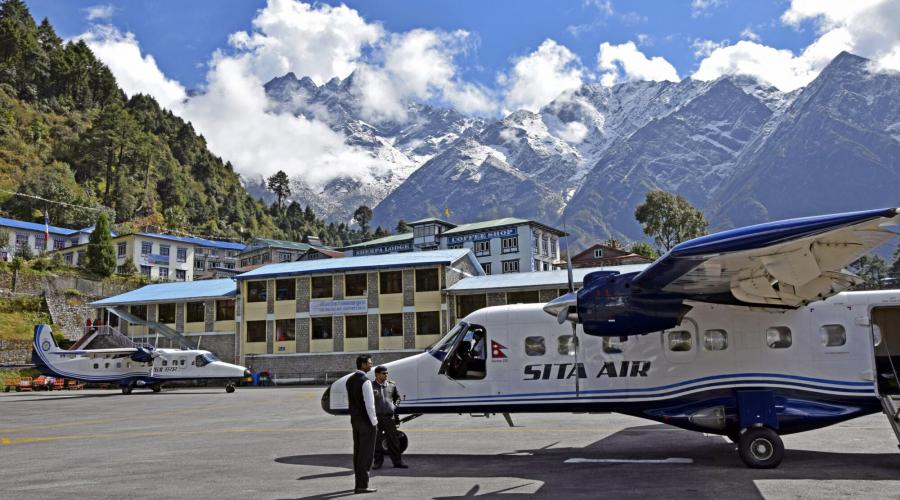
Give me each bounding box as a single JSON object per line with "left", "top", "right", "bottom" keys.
{"left": 766, "top": 326, "right": 792, "bottom": 348}
{"left": 558, "top": 335, "right": 577, "bottom": 356}
{"left": 703, "top": 330, "right": 728, "bottom": 351}
{"left": 602, "top": 336, "right": 628, "bottom": 354}
{"left": 667, "top": 330, "right": 692, "bottom": 352}
{"left": 104, "top": 362, "right": 110, "bottom": 368}
{"left": 116, "top": 362, "right": 121, "bottom": 368}
{"left": 93, "top": 363, "right": 98, "bottom": 369}
{"left": 525, "top": 336, "right": 545, "bottom": 356}
{"left": 821, "top": 324, "right": 846, "bottom": 347}
{"left": 162, "top": 360, "right": 168, "bottom": 366}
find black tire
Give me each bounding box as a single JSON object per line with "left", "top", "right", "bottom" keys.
{"left": 121, "top": 385, "right": 132, "bottom": 395}
{"left": 738, "top": 427, "right": 784, "bottom": 469}
{"left": 151, "top": 385, "right": 162, "bottom": 393}
{"left": 378, "top": 430, "right": 409, "bottom": 454}
{"left": 225, "top": 384, "right": 235, "bottom": 393}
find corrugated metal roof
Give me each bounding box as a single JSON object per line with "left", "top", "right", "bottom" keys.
{"left": 342, "top": 233, "right": 413, "bottom": 249}
{"left": 91, "top": 278, "right": 237, "bottom": 306}
{"left": 441, "top": 217, "right": 530, "bottom": 235}
{"left": 236, "top": 249, "right": 481, "bottom": 280}
{"left": 408, "top": 217, "right": 455, "bottom": 226}
{"left": 445, "top": 264, "right": 651, "bottom": 292}
{"left": 138, "top": 232, "right": 245, "bottom": 251}
{"left": 242, "top": 238, "right": 313, "bottom": 252}
{"left": 0, "top": 217, "right": 79, "bottom": 236}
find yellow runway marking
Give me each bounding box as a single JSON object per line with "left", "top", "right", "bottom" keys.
{"left": 1, "top": 437, "right": 10, "bottom": 445}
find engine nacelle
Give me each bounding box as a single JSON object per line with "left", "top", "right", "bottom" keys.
{"left": 577, "top": 271, "right": 690, "bottom": 337}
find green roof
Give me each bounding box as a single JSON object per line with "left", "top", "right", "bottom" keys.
{"left": 342, "top": 233, "right": 414, "bottom": 249}
{"left": 442, "top": 217, "right": 532, "bottom": 235}
{"left": 240, "top": 238, "right": 337, "bottom": 253}
{"left": 408, "top": 217, "right": 455, "bottom": 227}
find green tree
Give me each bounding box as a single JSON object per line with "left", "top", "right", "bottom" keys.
{"left": 850, "top": 255, "right": 890, "bottom": 290}
{"left": 267, "top": 170, "right": 291, "bottom": 211}
{"left": 890, "top": 246, "right": 900, "bottom": 281}
{"left": 84, "top": 212, "right": 115, "bottom": 277}
{"left": 396, "top": 219, "right": 411, "bottom": 233}
{"left": 14, "top": 241, "right": 33, "bottom": 260}
{"left": 634, "top": 191, "right": 708, "bottom": 252}
{"left": 629, "top": 242, "right": 659, "bottom": 260}
{"left": 353, "top": 205, "right": 373, "bottom": 233}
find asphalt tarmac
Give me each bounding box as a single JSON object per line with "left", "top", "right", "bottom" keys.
{"left": 2, "top": 387, "right": 899, "bottom": 499}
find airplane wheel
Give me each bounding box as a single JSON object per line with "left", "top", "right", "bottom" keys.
{"left": 121, "top": 385, "right": 133, "bottom": 395}
{"left": 379, "top": 431, "right": 408, "bottom": 454}
{"left": 225, "top": 384, "right": 236, "bottom": 393}
{"left": 151, "top": 385, "right": 162, "bottom": 393}
{"left": 738, "top": 427, "right": 783, "bottom": 469}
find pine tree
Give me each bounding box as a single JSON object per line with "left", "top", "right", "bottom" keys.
{"left": 85, "top": 212, "right": 116, "bottom": 277}
{"left": 267, "top": 170, "right": 291, "bottom": 210}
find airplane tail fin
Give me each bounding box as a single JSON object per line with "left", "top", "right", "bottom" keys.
{"left": 33, "top": 324, "right": 59, "bottom": 353}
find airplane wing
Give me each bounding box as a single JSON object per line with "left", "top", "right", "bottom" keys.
{"left": 632, "top": 207, "right": 900, "bottom": 307}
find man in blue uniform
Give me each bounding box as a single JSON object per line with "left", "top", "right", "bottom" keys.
{"left": 346, "top": 355, "right": 378, "bottom": 494}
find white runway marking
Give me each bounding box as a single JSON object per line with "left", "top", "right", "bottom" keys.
{"left": 565, "top": 457, "right": 693, "bottom": 464}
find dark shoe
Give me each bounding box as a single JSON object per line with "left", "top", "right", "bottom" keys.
{"left": 354, "top": 488, "right": 377, "bottom": 494}
{"left": 393, "top": 463, "right": 409, "bottom": 468}
{"left": 372, "top": 462, "right": 382, "bottom": 470}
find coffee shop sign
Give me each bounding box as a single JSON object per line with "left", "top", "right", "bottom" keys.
{"left": 446, "top": 227, "right": 517, "bottom": 245}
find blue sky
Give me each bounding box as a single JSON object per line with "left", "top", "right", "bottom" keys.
{"left": 29, "top": 0, "right": 821, "bottom": 91}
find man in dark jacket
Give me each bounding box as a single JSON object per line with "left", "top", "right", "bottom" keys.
{"left": 346, "top": 355, "right": 378, "bottom": 494}
{"left": 372, "top": 365, "right": 408, "bottom": 469}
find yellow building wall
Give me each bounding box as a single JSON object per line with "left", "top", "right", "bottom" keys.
{"left": 273, "top": 340, "right": 296, "bottom": 353}
{"left": 379, "top": 336, "right": 403, "bottom": 350}
{"left": 129, "top": 324, "right": 148, "bottom": 336}
{"left": 213, "top": 320, "right": 235, "bottom": 333}
{"left": 183, "top": 322, "right": 205, "bottom": 333}
{"left": 243, "top": 340, "right": 267, "bottom": 355}
{"left": 379, "top": 294, "right": 403, "bottom": 313}
{"left": 344, "top": 337, "right": 368, "bottom": 352}
{"left": 414, "top": 291, "right": 441, "bottom": 309}
{"left": 415, "top": 334, "right": 440, "bottom": 349}
{"left": 243, "top": 302, "right": 267, "bottom": 320}
{"left": 274, "top": 301, "right": 294, "bottom": 318}
{"left": 310, "top": 338, "right": 334, "bottom": 353}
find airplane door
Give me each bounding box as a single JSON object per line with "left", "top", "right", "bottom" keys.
{"left": 420, "top": 319, "right": 506, "bottom": 404}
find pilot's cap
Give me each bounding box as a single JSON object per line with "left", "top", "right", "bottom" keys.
{"left": 374, "top": 365, "right": 388, "bottom": 374}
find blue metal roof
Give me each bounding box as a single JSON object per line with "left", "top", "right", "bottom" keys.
{"left": 236, "top": 249, "right": 482, "bottom": 280}
{"left": 90, "top": 278, "right": 237, "bottom": 306}
{"left": 446, "top": 265, "right": 650, "bottom": 292}
{"left": 138, "top": 233, "right": 245, "bottom": 251}
{"left": 0, "top": 217, "right": 78, "bottom": 236}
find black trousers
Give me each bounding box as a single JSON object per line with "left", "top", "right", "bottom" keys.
{"left": 374, "top": 414, "right": 403, "bottom": 466}
{"left": 351, "top": 415, "right": 376, "bottom": 489}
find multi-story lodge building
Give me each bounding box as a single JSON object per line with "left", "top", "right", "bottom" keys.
{"left": 0, "top": 216, "right": 91, "bottom": 261}
{"left": 342, "top": 217, "right": 565, "bottom": 274}
{"left": 236, "top": 238, "right": 339, "bottom": 272}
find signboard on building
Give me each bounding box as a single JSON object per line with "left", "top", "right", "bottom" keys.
{"left": 353, "top": 242, "right": 413, "bottom": 256}
{"left": 446, "top": 227, "right": 517, "bottom": 245}
{"left": 309, "top": 298, "right": 368, "bottom": 316}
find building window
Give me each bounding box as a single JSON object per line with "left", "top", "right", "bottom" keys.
{"left": 312, "top": 317, "right": 332, "bottom": 339}
{"left": 345, "top": 273, "right": 367, "bottom": 296}
{"left": 246, "top": 321, "right": 266, "bottom": 343}
{"left": 53, "top": 238, "right": 65, "bottom": 250}
{"left": 261, "top": 253, "right": 271, "bottom": 264}
{"left": 275, "top": 319, "right": 295, "bottom": 341}
{"left": 140, "top": 265, "right": 151, "bottom": 278}
{"left": 158, "top": 303, "right": 176, "bottom": 324}
{"left": 216, "top": 300, "right": 235, "bottom": 321}
{"left": 380, "top": 314, "right": 403, "bottom": 337}
{"left": 65, "top": 253, "right": 74, "bottom": 265}
{"left": 186, "top": 302, "right": 204, "bottom": 323}
{"left": 224, "top": 262, "right": 234, "bottom": 270}
{"left": 542, "top": 235, "right": 550, "bottom": 257}
{"left": 550, "top": 237, "right": 558, "bottom": 259}
{"left": 416, "top": 311, "right": 440, "bottom": 336}
{"left": 447, "top": 243, "right": 463, "bottom": 250}
{"left": 482, "top": 263, "right": 491, "bottom": 275}
{"left": 415, "top": 269, "right": 439, "bottom": 292}
{"left": 346, "top": 315, "right": 368, "bottom": 338}
{"left": 175, "top": 270, "right": 186, "bottom": 281}
{"left": 240, "top": 259, "right": 249, "bottom": 267}
{"left": 176, "top": 247, "right": 187, "bottom": 263}
{"left": 457, "top": 294, "right": 486, "bottom": 319}
{"left": 76, "top": 250, "right": 85, "bottom": 264}
{"left": 311, "top": 276, "right": 332, "bottom": 299}
{"left": 117, "top": 242, "right": 127, "bottom": 257}
{"left": 502, "top": 259, "right": 520, "bottom": 273}
{"left": 507, "top": 290, "right": 540, "bottom": 304}
{"left": 594, "top": 248, "right": 603, "bottom": 258}
{"left": 474, "top": 240, "right": 491, "bottom": 257}
{"left": 160, "top": 245, "right": 170, "bottom": 257}
{"left": 15, "top": 233, "right": 26, "bottom": 249}
{"left": 131, "top": 305, "right": 147, "bottom": 320}
{"left": 195, "top": 260, "right": 205, "bottom": 271}
{"left": 247, "top": 281, "right": 267, "bottom": 302}
{"left": 141, "top": 241, "right": 152, "bottom": 255}
{"left": 766, "top": 326, "right": 792, "bottom": 349}
{"left": 501, "top": 236, "right": 518, "bottom": 253}
{"left": 379, "top": 271, "right": 402, "bottom": 294}
{"left": 279, "top": 251, "right": 292, "bottom": 262}
{"left": 276, "top": 278, "right": 296, "bottom": 301}
{"left": 116, "top": 264, "right": 124, "bottom": 274}
{"left": 35, "top": 235, "right": 45, "bottom": 251}
{"left": 159, "top": 267, "right": 169, "bottom": 280}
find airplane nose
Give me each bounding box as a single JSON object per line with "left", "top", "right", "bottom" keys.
{"left": 321, "top": 385, "right": 333, "bottom": 414}
{"left": 243, "top": 369, "right": 252, "bottom": 379}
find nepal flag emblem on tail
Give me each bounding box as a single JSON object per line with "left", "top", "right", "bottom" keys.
{"left": 491, "top": 340, "right": 508, "bottom": 360}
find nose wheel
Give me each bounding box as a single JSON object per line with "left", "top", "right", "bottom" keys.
{"left": 738, "top": 427, "right": 784, "bottom": 468}
{"left": 121, "top": 384, "right": 133, "bottom": 395}
{"left": 225, "top": 384, "right": 235, "bottom": 393}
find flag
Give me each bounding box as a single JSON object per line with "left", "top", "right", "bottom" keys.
{"left": 491, "top": 340, "right": 507, "bottom": 359}
{"left": 444, "top": 207, "right": 450, "bottom": 219}
{"left": 43, "top": 211, "right": 50, "bottom": 252}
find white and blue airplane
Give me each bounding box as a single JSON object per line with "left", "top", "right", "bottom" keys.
{"left": 31, "top": 325, "right": 251, "bottom": 394}
{"left": 323, "top": 207, "right": 900, "bottom": 468}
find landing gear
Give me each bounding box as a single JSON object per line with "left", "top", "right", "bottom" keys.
{"left": 225, "top": 384, "right": 236, "bottom": 393}
{"left": 738, "top": 427, "right": 784, "bottom": 469}
{"left": 121, "top": 384, "right": 133, "bottom": 395}
{"left": 151, "top": 385, "right": 162, "bottom": 393}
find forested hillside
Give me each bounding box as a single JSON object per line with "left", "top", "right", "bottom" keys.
{"left": 0, "top": 0, "right": 371, "bottom": 247}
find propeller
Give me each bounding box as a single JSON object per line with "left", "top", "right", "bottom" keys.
{"left": 563, "top": 220, "right": 580, "bottom": 397}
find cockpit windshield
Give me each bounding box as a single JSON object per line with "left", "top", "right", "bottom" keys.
{"left": 427, "top": 321, "right": 468, "bottom": 360}
{"left": 194, "top": 353, "right": 218, "bottom": 367}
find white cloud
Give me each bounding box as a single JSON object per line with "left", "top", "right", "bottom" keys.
{"left": 78, "top": 25, "right": 187, "bottom": 111}
{"left": 499, "top": 39, "right": 585, "bottom": 113}
{"left": 636, "top": 33, "right": 653, "bottom": 47}
{"left": 556, "top": 121, "right": 589, "bottom": 144}
{"left": 598, "top": 41, "right": 680, "bottom": 86}
{"left": 692, "top": 39, "right": 727, "bottom": 58}
{"left": 583, "top": 0, "right": 614, "bottom": 16}
{"left": 691, "top": 0, "right": 724, "bottom": 18}
{"left": 84, "top": 4, "right": 113, "bottom": 21}
{"left": 740, "top": 26, "right": 760, "bottom": 42}
{"left": 693, "top": 0, "right": 900, "bottom": 90}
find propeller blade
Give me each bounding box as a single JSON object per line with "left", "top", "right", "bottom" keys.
{"left": 557, "top": 306, "right": 568, "bottom": 325}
